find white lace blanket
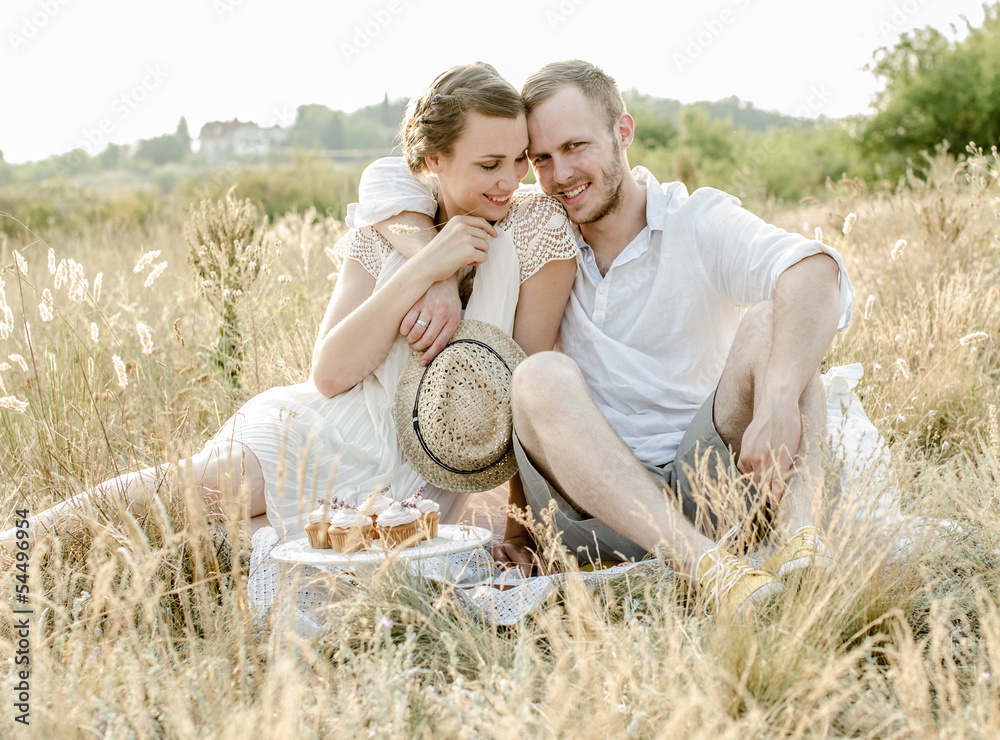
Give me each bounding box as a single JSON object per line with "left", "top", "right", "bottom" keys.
{"left": 247, "top": 526, "right": 657, "bottom": 631}
{"left": 247, "top": 363, "right": 904, "bottom": 634}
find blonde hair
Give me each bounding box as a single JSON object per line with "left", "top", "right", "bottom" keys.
{"left": 521, "top": 59, "right": 625, "bottom": 133}
{"left": 401, "top": 62, "right": 525, "bottom": 177}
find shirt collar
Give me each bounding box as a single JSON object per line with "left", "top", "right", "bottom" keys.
{"left": 576, "top": 166, "right": 666, "bottom": 265}
{"left": 632, "top": 166, "right": 669, "bottom": 236}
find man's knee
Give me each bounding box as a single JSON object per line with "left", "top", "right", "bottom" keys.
{"left": 512, "top": 352, "right": 584, "bottom": 418}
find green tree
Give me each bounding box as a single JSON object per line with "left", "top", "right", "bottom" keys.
{"left": 861, "top": 5, "right": 1000, "bottom": 172}
{"left": 380, "top": 93, "right": 394, "bottom": 127}
{"left": 98, "top": 142, "right": 124, "bottom": 169}
{"left": 136, "top": 133, "right": 185, "bottom": 165}
{"left": 678, "top": 105, "right": 739, "bottom": 187}
{"left": 629, "top": 106, "right": 679, "bottom": 150}
{"left": 176, "top": 117, "right": 192, "bottom": 154}
{"left": 289, "top": 105, "right": 346, "bottom": 150}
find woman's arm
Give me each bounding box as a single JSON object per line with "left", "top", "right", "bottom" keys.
{"left": 512, "top": 257, "right": 577, "bottom": 355}
{"left": 311, "top": 221, "right": 490, "bottom": 398}
{"left": 385, "top": 215, "right": 496, "bottom": 366}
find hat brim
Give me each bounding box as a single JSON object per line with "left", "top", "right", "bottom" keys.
{"left": 393, "top": 320, "right": 527, "bottom": 493}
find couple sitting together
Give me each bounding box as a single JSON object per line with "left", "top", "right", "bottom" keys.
{"left": 2, "top": 59, "right": 853, "bottom": 618}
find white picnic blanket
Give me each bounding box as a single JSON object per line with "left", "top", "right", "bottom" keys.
{"left": 248, "top": 363, "right": 904, "bottom": 635}
{"left": 247, "top": 527, "right": 659, "bottom": 632}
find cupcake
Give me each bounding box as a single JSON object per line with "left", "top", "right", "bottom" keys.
{"left": 359, "top": 488, "right": 394, "bottom": 537}
{"left": 376, "top": 501, "right": 422, "bottom": 549}
{"left": 326, "top": 507, "right": 372, "bottom": 553}
{"left": 404, "top": 492, "right": 440, "bottom": 540}
{"left": 304, "top": 503, "right": 335, "bottom": 549}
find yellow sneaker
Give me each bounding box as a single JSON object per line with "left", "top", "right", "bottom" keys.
{"left": 697, "top": 547, "right": 782, "bottom": 618}
{"left": 762, "top": 526, "right": 832, "bottom": 579}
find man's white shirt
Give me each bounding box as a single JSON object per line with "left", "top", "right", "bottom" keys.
{"left": 348, "top": 158, "right": 853, "bottom": 466}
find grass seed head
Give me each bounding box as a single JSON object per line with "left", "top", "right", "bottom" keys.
{"left": 136, "top": 322, "right": 153, "bottom": 355}
{"left": 891, "top": 239, "right": 907, "bottom": 260}
{"left": 133, "top": 249, "right": 162, "bottom": 273}
{"left": 112, "top": 355, "right": 128, "bottom": 387}
{"left": 0, "top": 395, "right": 29, "bottom": 413}
{"left": 144, "top": 261, "right": 167, "bottom": 288}
{"left": 959, "top": 331, "right": 989, "bottom": 346}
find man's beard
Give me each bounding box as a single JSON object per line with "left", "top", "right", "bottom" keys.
{"left": 577, "top": 149, "right": 627, "bottom": 225}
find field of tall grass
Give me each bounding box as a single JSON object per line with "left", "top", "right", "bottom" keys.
{"left": 1, "top": 146, "right": 999, "bottom": 738}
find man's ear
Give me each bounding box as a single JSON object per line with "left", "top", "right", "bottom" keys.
{"left": 424, "top": 152, "right": 443, "bottom": 174}
{"left": 617, "top": 112, "right": 636, "bottom": 151}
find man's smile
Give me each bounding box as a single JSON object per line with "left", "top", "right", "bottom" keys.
{"left": 558, "top": 182, "right": 590, "bottom": 202}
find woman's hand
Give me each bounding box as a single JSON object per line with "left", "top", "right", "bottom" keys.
{"left": 411, "top": 215, "right": 494, "bottom": 283}
{"left": 399, "top": 275, "right": 462, "bottom": 365}
{"left": 400, "top": 215, "right": 495, "bottom": 364}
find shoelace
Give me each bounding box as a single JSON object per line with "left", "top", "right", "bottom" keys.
{"left": 789, "top": 525, "right": 824, "bottom": 554}
{"left": 700, "top": 550, "right": 757, "bottom": 615}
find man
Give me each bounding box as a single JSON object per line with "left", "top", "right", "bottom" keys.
{"left": 348, "top": 60, "right": 853, "bottom": 617}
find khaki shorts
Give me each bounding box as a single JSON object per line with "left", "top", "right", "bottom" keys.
{"left": 514, "top": 391, "right": 762, "bottom": 565}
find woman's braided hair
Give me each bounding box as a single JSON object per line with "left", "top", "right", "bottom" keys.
{"left": 401, "top": 62, "right": 525, "bottom": 177}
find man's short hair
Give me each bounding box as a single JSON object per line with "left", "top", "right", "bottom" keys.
{"left": 521, "top": 60, "right": 626, "bottom": 133}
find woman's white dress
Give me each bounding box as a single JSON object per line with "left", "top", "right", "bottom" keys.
{"left": 210, "top": 192, "right": 578, "bottom": 543}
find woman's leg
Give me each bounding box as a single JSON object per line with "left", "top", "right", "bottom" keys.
{"left": 0, "top": 441, "right": 268, "bottom": 552}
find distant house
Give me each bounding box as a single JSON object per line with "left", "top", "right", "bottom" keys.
{"left": 197, "top": 119, "right": 289, "bottom": 164}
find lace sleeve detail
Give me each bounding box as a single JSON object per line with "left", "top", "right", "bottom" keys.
{"left": 333, "top": 226, "right": 393, "bottom": 279}
{"left": 498, "top": 193, "right": 579, "bottom": 283}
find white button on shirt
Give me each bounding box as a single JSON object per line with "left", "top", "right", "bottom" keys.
{"left": 349, "top": 160, "right": 854, "bottom": 467}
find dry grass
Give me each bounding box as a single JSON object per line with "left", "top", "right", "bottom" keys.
{"left": 1, "top": 149, "right": 1000, "bottom": 738}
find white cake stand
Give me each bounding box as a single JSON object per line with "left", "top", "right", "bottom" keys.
{"left": 270, "top": 523, "right": 493, "bottom": 572}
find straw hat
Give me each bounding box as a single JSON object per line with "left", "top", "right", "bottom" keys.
{"left": 394, "top": 320, "right": 527, "bottom": 492}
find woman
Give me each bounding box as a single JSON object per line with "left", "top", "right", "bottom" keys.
{"left": 0, "top": 63, "right": 578, "bottom": 554}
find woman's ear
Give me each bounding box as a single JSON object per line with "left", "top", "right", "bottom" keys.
{"left": 424, "top": 152, "right": 443, "bottom": 174}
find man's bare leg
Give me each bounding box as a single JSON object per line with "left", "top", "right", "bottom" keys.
{"left": 0, "top": 442, "right": 268, "bottom": 551}
{"left": 511, "top": 352, "right": 717, "bottom": 581}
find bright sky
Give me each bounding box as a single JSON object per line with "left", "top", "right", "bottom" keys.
{"left": 1, "top": 0, "right": 987, "bottom": 164}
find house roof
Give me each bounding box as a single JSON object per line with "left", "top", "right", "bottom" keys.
{"left": 198, "top": 118, "right": 259, "bottom": 141}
